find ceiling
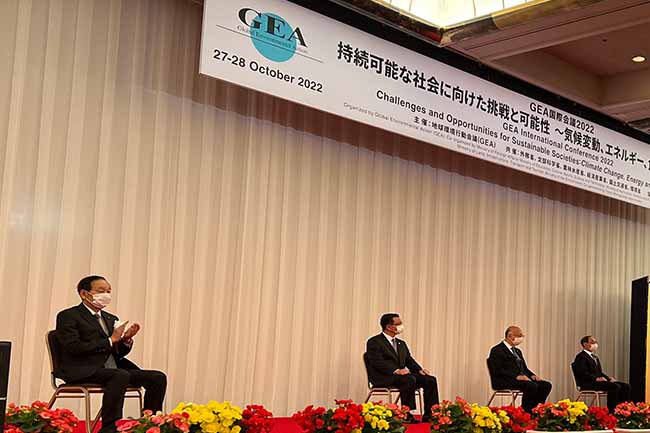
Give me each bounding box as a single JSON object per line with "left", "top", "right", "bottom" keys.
{"left": 376, "top": 0, "right": 538, "bottom": 27}
{"left": 543, "top": 23, "right": 650, "bottom": 77}
{"left": 442, "top": 0, "right": 650, "bottom": 134}
{"left": 330, "top": 0, "right": 650, "bottom": 136}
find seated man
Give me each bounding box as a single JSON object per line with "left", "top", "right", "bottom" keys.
{"left": 488, "top": 325, "right": 552, "bottom": 412}
{"left": 55, "top": 276, "right": 167, "bottom": 433}
{"left": 366, "top": 313, "right": 439, "bottom": 422}
{"left": 573, "top": 335, "right": 631, "bottom": 411}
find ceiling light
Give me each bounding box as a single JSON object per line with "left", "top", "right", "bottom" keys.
{"left": 632, "top": 56, "right": 646, "bottom": 63}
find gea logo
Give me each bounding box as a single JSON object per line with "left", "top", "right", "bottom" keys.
{"left": 238, "top": 7, "right": 307, "bottom": 62}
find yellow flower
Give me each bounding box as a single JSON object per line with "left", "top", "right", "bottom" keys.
{"left": 203, "top": 422, "right": 219, "bottom": 433}
{"left": 470, "top": 404, "right": 502, "bottom": 433}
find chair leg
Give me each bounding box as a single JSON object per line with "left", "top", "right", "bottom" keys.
{"left": 90, "top": 406, "right": 102, "bottom": 433}
{"left": 137, "top": 390, "right": 143, "bottom": 415}
{"left": 364, "top": 391, "right": 372, "bottom": 403}
{"left": 418, "top": 390, "right": 424, "bottom": 415}
{"left": 510, "top": 392, "right": 517, "bottom": 406}
{"left": 487, "top": 392, "right": 496, "bottom": 406}
{"left": 47, "top": 390, "right": 59, "bottom": 409}
{"left": 83, "top": 389, "right": 93, "bottom": 433}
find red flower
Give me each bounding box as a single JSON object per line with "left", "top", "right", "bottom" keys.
{"left": 490, "top": 405, "right": 532, "bottom": 433}
{"left": 240, "top": 404, "right": 273, "bottom": 433}
{"left": 117, "top": 420, "right": 140, "bottom": 432}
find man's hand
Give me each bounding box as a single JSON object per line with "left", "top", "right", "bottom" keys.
{"left": 110, "top": 321, "right": 129, "bottom": 344}
{"left": 419, "top": 369, "right": 431, "bottom": 376}
{"left": 609, "top": 377, "right": 616, "bottom": 382}
{"left": 516, "top": 375, "right": 531, "bottom": 381}
{"left": 122, "top": 323, "right": 141, "bottom": 340}
{"left": 596, "top": 377, "right": 607, "bottom": 382}
{"left": 394, "top": 368, "right": 410, "bottom": 375}
{"left": 531, "top": 375, "right": 542, "bottom": 381}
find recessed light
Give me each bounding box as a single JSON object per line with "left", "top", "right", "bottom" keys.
{"left": 632, "top": 56, "right": 646, "bottom": 63}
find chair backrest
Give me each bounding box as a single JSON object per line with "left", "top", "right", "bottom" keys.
{"left": 362, "top": 352, "right": 374, "bottom": 388}
{"left": 486, "top": 358, "right": 498, "bottom": 390}
{"left": 45, "top": 330, "right": 61, "bottom": 388}
{"left": 570, "top": 361, "right": 583, "bottom": 389}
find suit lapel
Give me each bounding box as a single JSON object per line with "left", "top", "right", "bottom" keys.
{"left": 379, "top": 335, "right": 399, "bottom": 360}
{"left": 104, "top": 314, "right": 115, "bottom": 335}
{"left": 500, "top": 342, "right": 516, "bottom": 359}
{"left": 77, "top": 303, "right": 109, "bottom": 337}
{"left": 587, "top": 352, "right": 600, "bottom": 371}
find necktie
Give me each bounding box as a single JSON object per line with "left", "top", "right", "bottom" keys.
{"left": 391, "top": 338, "right": 398, "bottom": 354}
{"left": 511, "top": 347, "right": 525, "bottom": 375}
{"left": 96, "top": 313, "right": 117, "bottom": 369}
{"left": 95, "top": 313, "right": 109, "bottom": 335}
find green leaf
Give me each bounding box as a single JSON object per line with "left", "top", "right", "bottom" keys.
{"left": 21, "top": 421, "right": 48, "bottom": 432}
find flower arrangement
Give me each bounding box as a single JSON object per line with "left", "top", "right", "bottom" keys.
{"left": 490, "top": 406, "right": 531, "bottom": 433}
{"left": 428, "top": 398, "right": 474, "bottom": 433}
{"left": 470, "top": 404, "right": 503, "bottom": 433}
{"left": 531, "top": 400, "right": 616, "bottom": 431}
{"left": 291, "top": 400, "right": 409, "bottom": 433}
{"left": 170, "top": 402, "right": 272, "bottom": 433}
{"left": 3, "top": 401, "right": 78, "bottom": 433}
{"left": 361, "top": 402, "right": 410, "bottom": 432}
{"left": 239, "top": 406, "right": 273, "bottom": 433}
{"left": 292, "top": 400, "right": 364, "bottom": 433}
{"left": 117, "top": 411, "right": 190, "bottom": 433}
{"left": 614, "top": 402, "right": 650, "bottom": 429}
{"left": 586, "top": 407, "right": 617, "bottom": 431}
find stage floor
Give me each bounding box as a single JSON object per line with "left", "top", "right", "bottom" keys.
{"left": 75, "top": 418, "right": 431, "bottom": 433}
{"left": 269, "top": 418, "right": 431, "bottom": 432}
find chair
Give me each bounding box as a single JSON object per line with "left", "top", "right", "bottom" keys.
{"left": 362, "top": 352, "right": 424, "bottom": 414}
{"left": 570, "top": 361, "right": 607, "bottom": 407}
{"left": 486, "top": 358, "right": 521, "bottom": 406}
{"left": 46, "top": 330, "right": 143, "bottom": 433}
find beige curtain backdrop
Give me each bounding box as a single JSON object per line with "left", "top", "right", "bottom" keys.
{"left": 0, "top": 0, "right": 649, "bottom": 417}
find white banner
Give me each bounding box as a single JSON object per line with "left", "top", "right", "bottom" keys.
{"left": 201, "top": 0, "right": 650, "bottom": 208}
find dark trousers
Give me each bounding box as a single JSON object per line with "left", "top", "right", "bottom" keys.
{"left": 511, "top": 379, "right": 552, "bottom": 412}
{"left": 379, "top": 374, "right": 439, "bottom": 415}
{"left": 71, "top": 368, "right": 167, "bottom": 433}
{"left": 582, "top": 381, "right": 631, "bottom": 411}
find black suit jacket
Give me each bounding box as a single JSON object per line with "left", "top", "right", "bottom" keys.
{"left": 488, "top": 342, "right": 536, "bottom": 389}
{"left": 573, "top": 350, "right": 609, "bottom": 386}
{"left": 365, "top": 334, "right": 422, "bottom": 386}
{"left": 55, "top": 303, "right": 139, "bottom": 382}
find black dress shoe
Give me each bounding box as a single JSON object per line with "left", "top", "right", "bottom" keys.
{"left": 421, "top": 414, "right": 433, "bottom": 423}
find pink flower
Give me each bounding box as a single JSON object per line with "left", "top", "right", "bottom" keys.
{"left": 151, "top": 416, "right": 164, "bottom": 425}
{"left": 146, "top": 427, "right": 160, "bottom": 433}
{"left": 117, "top": 420, "right": 140, "bottom": 432}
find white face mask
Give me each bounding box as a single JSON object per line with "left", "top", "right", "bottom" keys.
{"left": 395, "top": 325, "right": 404, "bottom": 334}
{"left": 512, "top": 337, "right": 524, "bottom": 346}
{"left": 91, "top": 292, "right": 112, "bottom": 309}
{"left": 590, "top": 343, "right": 598, "bottom": 352}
